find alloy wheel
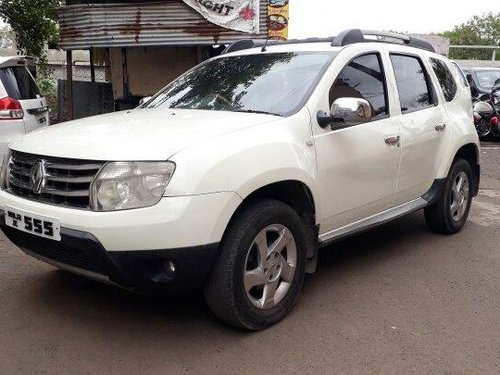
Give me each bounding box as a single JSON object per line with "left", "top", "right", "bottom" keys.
{"left": 450, "top": 171, "right": 470, "bottom": 222}
{"left": 243, "top": 224, "right": 297, "bottom": 310}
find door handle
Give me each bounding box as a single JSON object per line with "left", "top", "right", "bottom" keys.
{"left": 435, "top": 123, "right": 446, "bottom": 132}
{"left": 385, "top": 135, "right": 400, "bottom": 147}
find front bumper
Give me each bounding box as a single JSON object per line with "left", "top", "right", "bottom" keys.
{"left": 0, "top": 190, "right": 241, "bottom": 250}
{"left": 0, "top": 190, "right": 241, "bottom": 291}
{"left": 0, "top": 211, "right": 219, "bottom": 292}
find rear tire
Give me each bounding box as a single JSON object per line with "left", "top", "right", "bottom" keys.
{"left": 424, "top": 158, "right": 473, "bottom": 234}
{"left": 204, "top": 199, "right": 308, "bottom": 330}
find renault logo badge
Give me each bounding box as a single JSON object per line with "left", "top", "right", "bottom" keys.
{"left": 30, "top": 160, "right": 45, "bottom": 194}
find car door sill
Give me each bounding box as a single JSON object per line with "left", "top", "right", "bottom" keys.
{"left": 318, "top": 197, "right": 428, "bottom": 246}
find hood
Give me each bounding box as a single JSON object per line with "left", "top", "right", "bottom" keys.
{"left": 10, "top": 108, "right": 280, "bottom": 161}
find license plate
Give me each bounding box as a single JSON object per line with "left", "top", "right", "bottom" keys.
{"left": 5, "top": 206, "right": 61, "bottom": 241}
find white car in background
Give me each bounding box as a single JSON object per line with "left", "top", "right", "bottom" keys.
{"left": 0, "top": 56, "right": 49, "bottom": 157}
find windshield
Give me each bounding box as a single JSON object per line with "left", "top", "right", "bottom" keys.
{"left": 475, "top": 70, "right": 500, "bottom": 90}
{"left": 144, "top": 52, "right": 337, "bottom": 116}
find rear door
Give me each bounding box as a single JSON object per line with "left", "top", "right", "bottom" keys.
{"left": 0, "top": 62, "right": 49, "bottom": 133}
{"left": 388, "top": 53, "right": 448, "bottom": 205}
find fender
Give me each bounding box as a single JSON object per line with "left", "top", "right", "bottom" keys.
{"left": 436, "top": 134, "right": 480, "bottom": 180}
{"left": 166, "top": 108, "right": 321, "bottom": 240}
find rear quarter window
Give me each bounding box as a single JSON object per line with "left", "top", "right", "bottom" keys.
{"left": 451, "top": 62, "right": 469, "bottom": 87}
{"left": 430, "top": 58, "right": 458, "bottom": 102}
{"left": 0, "top": 66, "right": 41, "bottom": 100}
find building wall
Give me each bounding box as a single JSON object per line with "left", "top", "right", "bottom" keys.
{"left": 49, "top": 64, "right": 107, "bottom": 83}
{"left": 108, "top": 46, "right": 198, "bottom": 100}
{"left": 0, "top": 48, "right": 108, "bottom": 83}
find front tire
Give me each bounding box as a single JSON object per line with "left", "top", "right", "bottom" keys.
{"left": 424, "top": 158, "right": 473, "bottom": 234}
{"left": 204, "top": 199, "right": 308, "bottom": 330}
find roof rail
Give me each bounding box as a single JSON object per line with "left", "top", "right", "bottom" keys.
{"left": 331, "top": 29, "right": 436, "bottom": 52}
{"left": 221, "top": 37, "right": 335, "bottom": 54}
{"left": 221, "top": 29, "right": 435, "bottom": 55}
{"left": 222, "top": 39, "right": 265, "bottom": 54}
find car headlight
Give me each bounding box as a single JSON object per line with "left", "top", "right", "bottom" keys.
{"left": 90, "top": 161, "right": 175, "bottom": 211}
{"left": 0, "top": 151, "right": 11, "bottom": 190}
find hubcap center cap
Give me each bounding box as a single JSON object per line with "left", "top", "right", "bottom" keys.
{"left": 264, "top": 252, "right": 281, "bottom": 281}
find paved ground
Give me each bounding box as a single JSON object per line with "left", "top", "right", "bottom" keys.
{"left": 1, "top": 145, "right": 499, "bottom": 374}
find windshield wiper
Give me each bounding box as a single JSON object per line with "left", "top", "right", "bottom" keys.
{"left": 232, "top": 109, "right": 283, "bottom": 117}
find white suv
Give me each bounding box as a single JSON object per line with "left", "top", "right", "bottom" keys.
{"left": 0, "top": 30, "right": 480, "bottom": 330}
{"left": 0, "top": 56, "right": 49, "bottom": 157}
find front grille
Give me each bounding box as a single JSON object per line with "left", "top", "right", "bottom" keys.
{"left": 6, "top": 151, "right": 104, "bottom": 209}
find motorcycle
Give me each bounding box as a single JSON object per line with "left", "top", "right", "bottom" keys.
{"left": 473, "top": 79, "right": 500, "bottom": 140}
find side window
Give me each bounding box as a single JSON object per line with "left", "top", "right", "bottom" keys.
{"left": 329, "top": 53, "right": 388, "bottom": 120}
{"left": 451, "top": 62, "right": 469, "bottom": 87}
{"left": 390, "top": 54, "right": 434, "bottom": 114}
{"left": 430, "top": 58, "right": 458, "bottom": 101}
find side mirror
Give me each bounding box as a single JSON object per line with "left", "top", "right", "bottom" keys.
{"left": 317, "top": 97, "right": 372, "bottom": 129}
{"left": 138, "top": 96, "right": 152, "bottom": 107}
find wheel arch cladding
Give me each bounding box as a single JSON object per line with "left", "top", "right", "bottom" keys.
{"left": 453, "top": 143, "right": 480, "bottom": 197}
{"left": 222, "top": 180, "right": 318, "bottom": 272}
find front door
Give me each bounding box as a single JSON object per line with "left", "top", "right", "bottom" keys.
{"left": 312, "top": 53, "right": 401, "bottom": 235}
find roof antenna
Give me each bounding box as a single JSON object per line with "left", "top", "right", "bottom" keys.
{"left": 261, "top": 38, "right": 270, "bottom": 52}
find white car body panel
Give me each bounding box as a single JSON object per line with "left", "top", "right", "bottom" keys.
{"left": 165, "top": 108, "right": 317, "bottom": 197}
{"left": 19, "top": 96, "right": 49, "bottom": 133}
{"left": 434, "top": 59, "right": 480, "bottom": 179}
{"left": 392, "top": 104, "right": 448, "bottom": 204}
{"left": 11, "top": 109, "right": 280, "bottom": 161}
{"left": 311, "top": 117, "right": 402, "bottom": 232}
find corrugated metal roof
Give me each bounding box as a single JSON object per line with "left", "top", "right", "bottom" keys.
{"left": 58, "top": 1, "right": 267, "bottom": 50}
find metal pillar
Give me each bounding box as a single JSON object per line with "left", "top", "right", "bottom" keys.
{"left": 89, "top": 48, "right": 96, "bottom": 82}
{"left": 66, "top": 50, "right": 74, "bottom": 121}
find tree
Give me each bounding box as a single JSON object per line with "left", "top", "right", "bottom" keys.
{"left": 0, "top": 25, "right": 15, "bottom": 48}
{"left": 0, "top": 0, "right": 61, "bottom": 68}
{"left": 442, "top": 12, "right": 500, "bottom": 60}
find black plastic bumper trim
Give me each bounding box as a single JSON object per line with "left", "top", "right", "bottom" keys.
{"left": 421, "top": 178, "right": 447, "bottom": 205}
{"left": 0, "top": 210, "right": 219, "bottom": 292}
